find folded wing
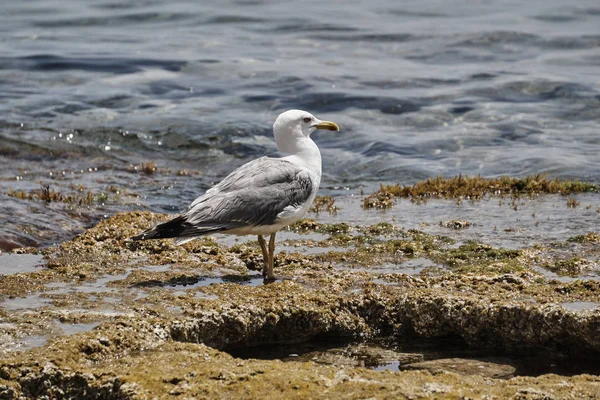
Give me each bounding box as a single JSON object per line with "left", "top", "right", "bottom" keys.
{"left": 130, "top": 157, "right": 314, "bottom": 242}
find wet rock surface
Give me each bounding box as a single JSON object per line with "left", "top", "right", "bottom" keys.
{"left": 1, "top": 194, "right": 600, "bottom": 398}
{"left": 402, "top": 358, "right": 516, "bottom": 379}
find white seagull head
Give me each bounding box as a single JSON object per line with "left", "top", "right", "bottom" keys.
{"left": 272, "top": 109, "right": 339, "bottom": 154}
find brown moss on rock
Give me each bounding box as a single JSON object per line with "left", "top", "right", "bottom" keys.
{"left": 568, "top": 232, "right": 600, "bottom": 244}
{"left": 403, "top": 357, "right": 516, "bottom": 379}
{"left": 431, "top": 241, "right": 522, "bottom": 273}
{"left": 2, "top": 286, "right": 600, "bottom": 398}
{"left": 357, "top": 222, "right": 399, "bottom": 236}
{"left": 544, "top": 257, "right": 595, "bottom": 276}
{"left": 7, "top": 184, "right": 102, "bottom": 205}
{"left": 362, "top": 174, "right": 598, "bottom": 209}
{"left": 287, "top": 218, "right": 351, "bottom": 235}
{"left": 4, "top": 338, "right": 600, "bottom": 399}
{"left": 310, "top": 195, "right": 339, "bottom": 214}
{"left": 3, "top": 210, "right": 600, "bottom": 398}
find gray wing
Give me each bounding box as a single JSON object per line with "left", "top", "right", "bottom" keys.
{"left": 180, "top": 157, "right": 314, "bottom": 236}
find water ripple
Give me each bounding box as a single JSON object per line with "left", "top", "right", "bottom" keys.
{"left": 0, "top": 55, "right": 186, "bottom": 74}
{"left": 274, "top": 93, "right": 422, "bottom": 114}
{"left": 0, "top": 0, "right": 599, "bottom": 247}
{"left": 34, "top": 12, "right": 193, "bottom": 28}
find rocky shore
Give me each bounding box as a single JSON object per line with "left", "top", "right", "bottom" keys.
{"left": 1, "top": 186, "right": 599, "bottom": 398}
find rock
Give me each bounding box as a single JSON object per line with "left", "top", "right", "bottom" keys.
{"left": 440, "top": 220, "right": 472, "bottom": 229}
{"left": 397, "top": 353, "right": 425, "bottom": 365}
{"left": 294, "top": 344, "right": 421, "bottom": 369}
{"left": 403, "top": 357, "right": 516, "bottom": 379}
{"left": 1, "top": 211, "right": 600, "bottom": 397}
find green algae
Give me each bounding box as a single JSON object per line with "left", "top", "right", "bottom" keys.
{"left": 568, "top": 232, "right": 600, "bottom": 244}
{"left": 286, "top": 223, "right": 524, "bottom": 276}
{"left": 8, "top": 184, "right": 96, "bottom": 205}
{"left": 363, "top": 174, "right": 598, "bottom": 209}
{"left": 309, "top": 195, "right": 339, "bottom": 214}
{"left": 567, "top": 196, "right": 581, "bottom": 208}
{"left": 357, "top": 222, "right": 398, "bottom": 236}
{"left": 431, "top": 241, "right": 522, "bottom": 272}
{"left": 6, "top": 183, "right": 128, "bottom": 206}
{"left": 128, "top": 161, "right": 158, "bottom": 174}
{"left": 544, "top": 257, "right": 594, "bottom": 276}
{"left": 302, "top": 228, "right": 455, "bottom": 269}
{"left": 287, "top": 219, "right": 352, "bottom": 235}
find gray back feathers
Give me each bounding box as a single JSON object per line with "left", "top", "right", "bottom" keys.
{"left": 185, "top": 157, "right": 314, "bottom": 229}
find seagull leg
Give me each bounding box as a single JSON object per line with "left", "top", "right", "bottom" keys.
{"left": 265, "top": 232, "right": 276, "bottom": 282}
{"left": 257, "top": 235, "right": 269, "bottom": 278}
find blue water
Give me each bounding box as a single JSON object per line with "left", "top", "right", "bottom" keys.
{"left": 1, "top": 0, "right": 599, "bottom": 247}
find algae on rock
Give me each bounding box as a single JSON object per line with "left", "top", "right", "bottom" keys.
{"left": 2, "top": 210, "right": 600, "bottom": 398}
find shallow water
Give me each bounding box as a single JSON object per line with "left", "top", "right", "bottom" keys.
{"left": 54, "top": 320, "right": 100, "bottom": 336}
{"left": 229, "top": 336, "right": 600, "bottom": 377}
{"left": 1, "top": 0, "right": 599, "bottom": 248}
{"left": 45, "top": 271, "right": 133, "bottom": 294}
{"left": 561, "top": 301, "right": 600, "bottom": 311}
{"left": 367, "top": 257, "right": 438, "bottom": 276}
{"left": 16, "top": 335, "right": 48, "bottom": 352}
{"left": 144, "top": 273, "right": 265, "bottom": 291}
{"left": 0, "top": 293, "right": 52, "bottom": 311}
{"left": 318, "top": 194, "right": 599, "bottom": 249}
{"left": 0, "top": 254, "right": 44, "bottom": 274}
{"left": 1, "top": 271, "right": 135, "bottom": 311}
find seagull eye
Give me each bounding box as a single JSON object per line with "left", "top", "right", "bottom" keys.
{"left": 303, "top": 117, "right": 312, "bottom": 123}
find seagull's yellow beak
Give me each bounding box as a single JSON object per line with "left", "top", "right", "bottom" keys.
{"left": 314, "top": 121, "right": 340, "bottom": 131}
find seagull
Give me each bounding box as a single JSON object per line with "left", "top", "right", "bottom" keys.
{"left": 131, "top": 110, "right": 339, "bottom": 282}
